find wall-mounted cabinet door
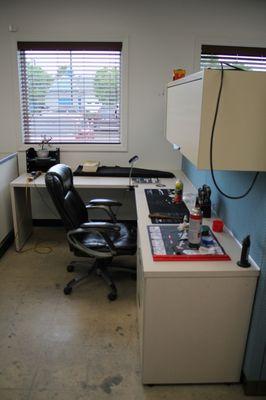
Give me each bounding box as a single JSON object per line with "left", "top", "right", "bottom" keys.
{"left": 165, "top": 70, "right": 266, "bottom": 171}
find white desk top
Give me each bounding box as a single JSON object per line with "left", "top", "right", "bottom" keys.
{"left": 10, "top": 173, "right": 131, "bottom": 189}
{"left": 135, "top": 171, "right": 259, "bottom": 278}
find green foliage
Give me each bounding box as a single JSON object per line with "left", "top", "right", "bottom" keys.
{"left": 26, "top": 64, "right": 53, "bottom": 112}
{"left": 94, "top": 67, "right": 120, "bottom": 105}
{"left": 56, "top": 65, "right": 68, "bottom": 77}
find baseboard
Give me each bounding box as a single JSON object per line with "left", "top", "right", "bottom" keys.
{"left": 0, "top": 230, "right": 14, "bottom": 258}
{"left": 33, "top": 219, "right": 63, "bottom": 227}
{"left": 242, "top": 372, "right": 266, "bottom": 396}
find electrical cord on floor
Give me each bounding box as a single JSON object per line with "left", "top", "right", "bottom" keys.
{"left": 209, "top": 62, "right": 259, "bottom": 199}
{"left": 19, "top": 239, "right": 58, "bottom": 254}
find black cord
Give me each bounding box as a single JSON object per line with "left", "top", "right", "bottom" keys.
{"left": 222, "top": 62, "right": 245, "bottom": 71}
{"left": 209, "top": 62, "right": 259, "bottom": 199}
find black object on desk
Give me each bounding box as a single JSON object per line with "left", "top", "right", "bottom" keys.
{"left": 196, "top": 184, "right": 212, "bottom": 218}
{"left": 73, "top": 165, "right": 175, "bottom": 178}
{"left": 133, "top": 177, "right": 159, "bottom": 184}
{"left": 26, "top": 147, "right": 60, "bottom": 173}
{"left": 237, "top": 235, "right": 251, "bottom": 268}
{"left": 145, "top": 189, "right": 189, "bottom": 224}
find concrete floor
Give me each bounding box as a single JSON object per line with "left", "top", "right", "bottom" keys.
{"left": 0, "top": 227, "right": 263, "bottom": 400}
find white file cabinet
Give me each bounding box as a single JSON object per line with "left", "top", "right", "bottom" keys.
{"left": 137, "top": 266, "right": 258, "bottom": 384}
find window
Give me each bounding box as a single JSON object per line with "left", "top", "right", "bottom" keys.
{"left": 201, "top": 44, "right": 266, "bottom": 71}
{"left": 17, "top": 42, "right": 123, "bottom": 145}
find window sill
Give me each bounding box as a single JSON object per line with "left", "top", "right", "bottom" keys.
{"left": 18, "top": 143, "right": 127, "bottom": 153}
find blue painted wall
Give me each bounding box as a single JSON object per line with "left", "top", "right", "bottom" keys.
{"left": 182, "top": 156, "right": 266, "bottom": 382}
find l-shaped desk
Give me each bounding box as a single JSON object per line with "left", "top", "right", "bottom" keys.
{"left": 10, "top": 172, "right": 259, "bottom": 384}
{"left": 10, "top": 173, "right": 134, "bottom": 252}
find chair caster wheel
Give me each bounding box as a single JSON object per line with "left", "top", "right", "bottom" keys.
{"left": 108, "top": 292, "right": 117, "bottom": 301}
{"left": 64, "top": 286, "right": 72, "bottom": 295}
{"left": 67, "top": 264, "right": 74, "bottom": 272}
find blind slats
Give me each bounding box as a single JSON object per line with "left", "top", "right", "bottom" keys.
{"left": 18, "top": 43, "right": 122, "bottom": 145}
{"left": 17, "top": 42, "right": 123, "bottom": 51}
{"left": 201, "top": 45, "right": 266, "bottom": 72}
{"left": 201, "top": 45, "right": 266, "bottom": 57}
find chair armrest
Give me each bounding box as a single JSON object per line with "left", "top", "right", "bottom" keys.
{"left": 86, "top": 198, "right": 122, "bottom": 207}
{"left": 86, "top": 199, "right": 122, "bottom": 222}
{"left": 67, "top": 223, "right": 119, "bottom": 257}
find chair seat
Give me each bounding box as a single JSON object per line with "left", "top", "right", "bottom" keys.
{"left": 74, "top": 222, "right": 137, "bottom": 256}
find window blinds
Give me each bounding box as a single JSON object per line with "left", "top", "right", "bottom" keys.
{"left": 17, "top": 42, "right": 122, "bottom": 144}
{"left": 201, "top": 45, "right": 266, "bottom": 71}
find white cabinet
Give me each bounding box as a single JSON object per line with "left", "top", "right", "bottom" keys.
{"left": 138, "top": 273, "right": 258, "bottom": 384}
{"left": 165, "top": 70, "right": 266, "bottom": 171}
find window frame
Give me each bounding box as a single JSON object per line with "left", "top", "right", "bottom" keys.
{"left": 193, "top": 37, "right": 266, "bottom": 73}
{"left": 16, "top": 40, "right": 128, "bottom": 153}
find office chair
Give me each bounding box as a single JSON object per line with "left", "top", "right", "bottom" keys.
{"left": 45, "top": 164, "right": 137, "bottom": 301}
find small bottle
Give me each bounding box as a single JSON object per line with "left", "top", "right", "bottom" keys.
{"left": 188, "top": 207, "right": 202, "bottom": 249}
{"left": 173, "top": 179, "right": 183, "bottom": 204}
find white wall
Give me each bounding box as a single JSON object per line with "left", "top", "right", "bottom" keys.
{"left": 1, "top": 0, "right": 265, "bottom": 171}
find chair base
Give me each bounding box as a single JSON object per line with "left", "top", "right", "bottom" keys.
{"left": 64, "top": 258, "right": 136, "bottom": 301}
